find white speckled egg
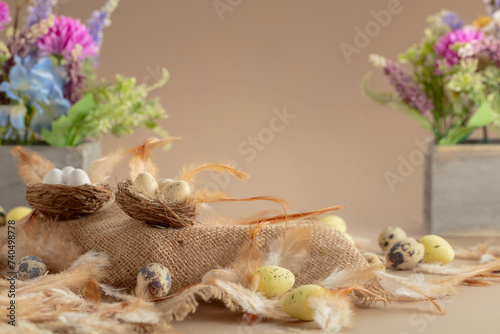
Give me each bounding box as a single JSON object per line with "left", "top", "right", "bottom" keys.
{"left": 137, "top": 263, "right": 172, "bottom": 299}
{"left": 134, "top": 172, "right": 158, "bottom": 195}
{"left": 320, "top": 215, "right": 347, "bottom": 233}
{"left": 158, "top": 178, "right": 175, "bottom": 188}
{"left": 281, "top": 284, "right": 327, "bottom": 321}
{"left": 419, "top": 235, "right": 455, "bottom": 264}
{"left": 42, "top": 168, "right": 64, "bottom": 185}
{"left": 256, "top": 265, "right": 295, "bottom": 298}
{"left": 61, "top": 166, "right": 75, "bottom": 184}
{"left": 163, "top": 180, "right": 191, "bottom": 204}
{"left": 363, "top": 252, "right": 385, "bottom": 271}
{"left": 16, "top": 255, "right": 47, "bottom": 280}
{"left": 378, "top": 226, "right": 407, "bottom": 252}
{"left": 387, "top": 237, "right": 425, "bottom": 270}
{"left": 67, "top": 169, "right": 91, "bottom": 186}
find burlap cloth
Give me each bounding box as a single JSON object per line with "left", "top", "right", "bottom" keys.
{"left": 7, "top": 204, "right": 370, "bottom": 295}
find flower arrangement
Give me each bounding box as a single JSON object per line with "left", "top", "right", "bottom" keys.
{"left": 363, "top": 2, "right": 500, "bottom": 145}
{"left": 0, "top": 0, "right": 169, "bottom": 146}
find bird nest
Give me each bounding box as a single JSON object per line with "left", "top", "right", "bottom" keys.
{"left": 115, "top": 179, "right": 197, "bottom": 228}
{"left": 26, "top": 183, "right": 114, "bottom": 220}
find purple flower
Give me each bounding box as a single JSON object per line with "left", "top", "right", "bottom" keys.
{"left": 37, "top": 15, "right": 98, "bottom": 60}
{"left": 0, "top": 1, "right": 11, "bottom": 31}
{"left": 458, "top": 36, "right": 500, "bottom": 67}
{"left": 383, "top": 60, "right": 434, "bottom": 115}
{"left": 87, "top": 10, "right": 108, "bottom": 48}
{"left": 26, "top": 0, "right": 56, "bottom": 27}
{"left": 441, "top": 12, "right": 463, "bottom": 31}
{"left": 435, "top": 28, "right": 484, "bottom": 65}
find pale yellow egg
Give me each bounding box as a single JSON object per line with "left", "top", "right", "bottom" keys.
{"left": 134, "top": 172, "right": 159, "bottom": 195}
{"left": 419, "top": 235, "right": 455, "bottom": 264}
{"left": 320, "top": 215, "right": 347, "bottom": 233}
{"left": 343, "top": 233, "right": 355, "bottom": 245}
{"left": 6, "top": 206, "right": 32, "bottom": 223}
{"left": 281, "top": 284, "right": 326, "bottom": 321}
{"left": 256, "top": 265, "right": 295, "bottom": 298}
{"left": 363, "top": 252, "right": 385, "bottom": 271}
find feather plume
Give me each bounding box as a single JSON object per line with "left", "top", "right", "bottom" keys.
{"left": 243, "top": 205, "right": 345, "bottom": 225}
{"left": 418, "top": 263, "right": 475, "bottom": 276}
{"left": 262, "top": 227, "right": 313, "bottom": 273}
{"left": 320, "top": 264, "right": 381, "bottom": 290}
{"left": 310, "top": 292, "right": 354, "bottom": 332}
{"left": 10, "top": 146, "right": 55, "bottom": 184}
{"left": 178, "top": 161, "right": 249, "bottom": 184}
{"left": 89, "top": 149, "right": 126, "bottom": 184}
{"left": 126, "top": 137, "right": 182, "bottom": 180}
{"left": 439, "top": 260, "right": 500, "bottom": 287}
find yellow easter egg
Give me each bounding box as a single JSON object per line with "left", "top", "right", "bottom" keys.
{"left": 281, "top": 284, "right": 326, "bottom": 321}
{"left": 419, "top": 235, "right": 455, "bottom": 264}
{"left": 0, "top": 206, "right": 6, "bottom": 226}
{"left": 343, "top": 233, "right": 355, "bottom": 245}
{"left": 320, "top": 215, "right": 347, "bottom": 233}
{"left": 256, "top": 265, "right": 295, "bottom": 298}
{"left": 363, "top": 252, "right": 385, "bottom": 271}
{"left": 6, "top": 206, "right": 32, "bottom": 223}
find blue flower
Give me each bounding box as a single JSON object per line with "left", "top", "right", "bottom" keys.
{"left": 26, "top": 0, "right": 56, "bottom": 27}
{"left": 441, "top": 11, "right": 464, "bottom": 31}
{"left": 0, "top": 55, "right": 70, "bottom": 135}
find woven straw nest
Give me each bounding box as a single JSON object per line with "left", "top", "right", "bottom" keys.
{"left": 115, "top": 179, "right": 197, "bottom": 228}
{"left": 26, "top": 183, "right": 114, "bottom": 220}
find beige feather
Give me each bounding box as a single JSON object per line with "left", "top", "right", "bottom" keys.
{"left": 178, "top": 161, "right": 249, "bottom": 184}
{"left": 10, "top": 146, "right": 55, "bottom": 184}
{"left": 310, "top": 292, "right": 354, "bottom": 332}
{"left": 243, "top": 205, "right": 345, "bottom": 225}
{"left": 126, "top": 137, "right": 182, "bottom": 180}
{"left": 88, "top": 148, "right": 126, "bottom": 184}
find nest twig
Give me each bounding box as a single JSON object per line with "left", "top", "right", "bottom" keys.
{"left": 26, "top": 184, "right": 114, "bottom": 220}
{"left": 115, "top": 179, "right": 197, "bottom": 228}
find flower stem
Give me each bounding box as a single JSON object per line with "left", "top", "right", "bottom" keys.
{"left": 483, "top": 126, "right": 488, "bottom": 144}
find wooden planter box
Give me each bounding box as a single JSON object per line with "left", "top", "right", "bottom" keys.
{"left": 0, "top": 140, "right": 101, "bottom": 211}
{"left": 425, "top": 141, "right": 500, "bottom": 237}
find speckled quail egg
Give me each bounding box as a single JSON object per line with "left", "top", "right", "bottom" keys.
{"left": 320, "top": 215, "right": 347, "bottom": 233}
{"left": 163, "top": 180, "right": 191, "bottom": 204}
{"left": 281, "top": 284, "right": 327, "bottom": 321}
{"left": 379, "top": 226, "right": 407, "bottom": 252}
{"left": 61, "top": 166, "right": 75, "bottom": 184}
{"left": 134, "top": 172, "right": 158, "bottom": 195}
{"left": 42, "top": 168, "right": 64, "bottom": 185}
{"left": 6, "top": 206, "right": 32, "bottom": 223}
{"left": 343, "top": 233, "right": 355, "bottom": 245}
{"left": 16, "top": 255, "right": 47, "bottom": 280}
{"left": 363, "top": 252, "right": 385, "bottom": 271}
{"left": 256, "top": 265, "right": 295, "bottom": 298}
{"left": 67, "top": 169, "right": 91, "bottom": 186}
{"left": 158, "top": 178, "right": 175, "bottom": 188}
{"left": 137, "top": 263, "right": 172, "bottom": 299}
{"left": 387, "top": 237, "right": 425, "bottom": 270}
{"left": 419, "top": 235, "right": 455, "bottom": 264}
{"left": 0, "top": 206, "right": 5, "bottom": 226}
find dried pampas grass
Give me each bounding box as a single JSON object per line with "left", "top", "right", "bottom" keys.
{"left": 10, "top": 146, "right": 55, "bottom": 185}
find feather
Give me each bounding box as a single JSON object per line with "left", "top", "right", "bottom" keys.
{"left": 126, "top": 137, "right": 182, "bottom": 180}
{"left": 243, "top": 205, "right": 345, "bottom": 225}
{"left": 88, "top": 148, "right": 126, "bottom": 184}
{"left": 418, "top": 263, "right": 475, "bottom": 276}
{"left": 262, "top": 227, "right": 313, "bottom": 273}
{"left": 178, "top": 161, "right": 249, "bottom": 184}
{"left": 439, "top": 260, "right": 500, "bottom": 287}
{"left": 320, "top": 264, "right": 381, "bottom": 290}
{"left": 10, "top": 146, "right": 55, "bottom": 184}
{"left": 310, "top": 292, "right": 354, "bottom": 332}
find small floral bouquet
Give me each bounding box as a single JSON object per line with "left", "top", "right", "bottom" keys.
{"left": 0, "top": 0, "right": 169, "bottom": 146}
{"left": 363, "top": 1, "right": 500, "bottom": 145}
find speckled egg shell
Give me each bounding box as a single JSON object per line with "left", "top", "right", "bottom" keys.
{"left": 281, "top": 284, "right": 326, "bottom": 321}
{"left": 419, "top": 234, "right": 455, "bottom": 264}
{"left": 378, "top": 226, "right": 407, "bottom": 252}
{"left": 16, "top": 255, "right": 47, "bottom": 280}
{"left": 137, "top": 263, "right": 172, "bottom": 299}
{"left": 163, "top": 181, "right": 191, "bottom": 204}
{"left": 256, "top": 265, "right": 295, "bottom": 298}
{"left": 320, "top": 215, "right": 347, "bottom": 233}
{"left": 387, "top": 237, "right": 425, "bottom": 270}
{"left": 363, "top": 252, "right": 385, "bottom": 271}
{"left": 0, "top": 205, "right": 5, "bottom": 226}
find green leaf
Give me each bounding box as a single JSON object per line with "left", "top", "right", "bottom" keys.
{"left": 467, "top": 100, "right": 492, "bottom": 128}
{"left": 438, "top": 126, "right": 474, "bottom": 145}
{"left": 42, "top": 94, "right": 95, "bottom": 147}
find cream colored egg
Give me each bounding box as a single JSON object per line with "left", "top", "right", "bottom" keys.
{"left": 61, "top": 166, "right": 75, "bottom": 184}
{"left": 6, "top": 206, "right": 32, "bottom": 223}
{"left": 134, "top": 172, "right": 158, "bottom": 195}
{"left": 378, "top": 226, "right": 407, "bottom": 252}
{"left": 256, "top": 265, "right": 295, "bottom": 298}
{"left": 281, "top": 285, "right": 326, "bottom": 321}
{"left": 343, "top": 233, "right": 355, "bottom": 245}
{"left": 163, "top": 181, "right": 191, "bottom": 203}
{"left": 67, "top": 169, "right": 91, "bottom": 186}
{"left": 158, "top": 178, "right": 175, "bottom": 187}
{"left": 42, "top": 168, "right": 64, "bottom": 185}
{"left": 419, "top": 235, "right": 455, "bottom": 264}
{"left": 137, "top": 263, "right": 172, "bottom": 299}
{"left": 387, "top": 237, "right": 425, "bottom": 270}
{"left": 320, "top": 215, "right": 347, "bottom": 233}
{"left": 363, "top": 252, "right": 385, "bottom": 271}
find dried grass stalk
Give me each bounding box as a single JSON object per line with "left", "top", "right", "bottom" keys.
{"left": 10, "top": 146, "right": 55, "bottom": 185}
{"left": 115, "top": 179, "right": 197, "bottom": 228}
{"left": 26, "top": 183, "right": 114, "bottom": 220}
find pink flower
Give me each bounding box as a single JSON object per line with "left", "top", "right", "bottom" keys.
{"left": 0, "top": 1, "right": 11, "bottom": 30}
{"left": 434, "top": 28, "right": 484, "bottom": 65}
{"left": 37, "top": 15, "right": 98, "bottom": 60}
